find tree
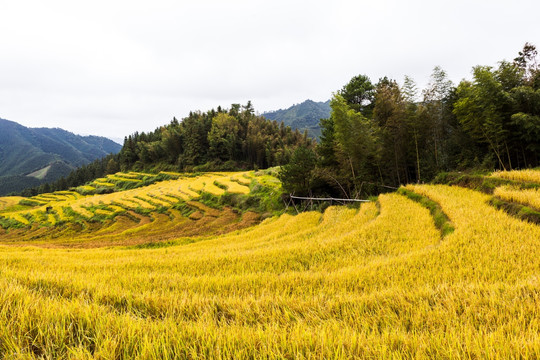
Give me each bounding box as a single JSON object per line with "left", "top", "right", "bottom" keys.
{"left": 178, "top": 113, "right": 211, "bottom": 166}
{"left": 317, "top": 116, "right": 337, "bottom": 167}
{"left": 509, "top": 85, "right": 540, "bottom": 166}
{"left": 106, "top": 158, "right": 119, "bottom": 174}
{"left": 402, "top": 76, "right": 422, "bottom": 182}
{"left": 330, "top": 94, "right": 381, "bottom": 196}
{"left": 453, "top": 66, "right": 510, "bottom": 170}
{"left": 160, "top": 120, "right": 183, "bottom": 164}
{"left": 208, "top": 113, "right": 241, "bottom": 161}
{"left": 340, "top": 74, "right": 375, "bottom": 116}
{"left": 278, "top": 146, "right": 317, "bottom": 196}
{"left": 514, "top": 42, "right": 539, "bottom": 85}
{"left": 422, "top": 66, "right": 454, "bottom": 170}
{"left": 373, "top": 78, "right": 408, "bottom": 185}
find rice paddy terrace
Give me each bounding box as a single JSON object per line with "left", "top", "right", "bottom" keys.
{"left": 0, "top": 171, "right": 272, "bottom": 248}
{"left": 0, "top": 169, "right": 540, "bottom": 358}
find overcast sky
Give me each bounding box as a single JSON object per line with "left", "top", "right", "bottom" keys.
{"left": 1, "top": 0, "right": 538, "bottom": 141}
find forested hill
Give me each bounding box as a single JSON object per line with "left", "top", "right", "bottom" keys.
{"left": 21, "top": 103, "right": 312, "bottom": 196}
{"left": 0, "top": 118, "right": 121, "bottom": 195}
{"left": 263, "top": 99, "right": 331, "bottom": 139}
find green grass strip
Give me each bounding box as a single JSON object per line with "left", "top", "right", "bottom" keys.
{"left": 397, "top": 187, "right": 455, "bottom": 237}
{"left": 489, "top": 197, "right": 540, "bottom": 225}
{"left": 433, "top": 172, "right": 540, "bottom": 194}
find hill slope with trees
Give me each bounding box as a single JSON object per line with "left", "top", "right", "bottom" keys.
{"left": 0, "top": 118, "right": 121, "bottom": 195}
{"left": 20, "top": 103, "right": 312, "bottom": 196}
{"left": 262, "top": 99, "right": 331, "bottom": 139}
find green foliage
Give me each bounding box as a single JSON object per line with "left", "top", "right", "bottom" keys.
{"left": 340, "top": 74, "right": 375, "bottom": 116}
{"left": 208, "top": 113, "right": 241, "bottom": 161}
{"left": 453, "top": 45, "right": 540, "bottom": 170}
{"left": 433, "top": 171, "right": 540, "bottom": 194}
{"left": 373, "top": 78, "right": 408, "bottom": 185}
{"left": 454, "top": 67, "right": 509, "bottom": 169}
{"left": 278, "top": 146, "right": 317, "bottom": 195}
{"left": 513, "top": 42, "right": 539, "bottom": 85}
{"left": 106, "top": 159, "right": 120, "bottom": 174}
{"left": 317, "top": 116, "right": 337, "bottom": 167}
{"left": 20, "top": 102, "right": 311, "bottom": 198}
{"left": 286, "top": 43, "right": 540, "bottom": 200}
{"left": 0, "top": 216, "right": 27, "bottom": 230}
{"left": 198, "top": 192, "right": 223, "bottom": 210}
{"left": 311, "top": 69, "right": 460, "bottom": 198}
{"left": 0, "top": 175, "right": 43, "bottom": 196}
{"left": 329, "top": 94, "right": 381, "bottom": 195}
{"left": 215, "top": 179, "right": 283, "bottom": 215}
{"left": 18, "top": 199, "right": 42, "bottom": 207}
{"left": 129, "top": 240, "right": 181, "bottom": 249}
{"left": 172, "top": 202, "right": 195, "bottom": 217}
{"left": 489, "top": 197, "right": 540, "bottom": 225}
{"left": 213, "top": 180, "right": 228, "bottom": 191}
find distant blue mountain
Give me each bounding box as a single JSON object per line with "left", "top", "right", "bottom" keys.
{"left": 0, "top": 118, "right": 122, "bottom": 195}
{"left": 263, "top": 99, "right": 331, "bottom": 139}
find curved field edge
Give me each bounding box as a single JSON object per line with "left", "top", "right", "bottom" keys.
{"left": 397, "top": 187, "right": 454, "bottom": 237}
{"left": 433, "top": 171, "right": 540, "bottom": 224}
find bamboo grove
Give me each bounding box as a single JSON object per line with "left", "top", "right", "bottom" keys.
{"left": 280, "top": 43, "right": 540, "bottom": 198}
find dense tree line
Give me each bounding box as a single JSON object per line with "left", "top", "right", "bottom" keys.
{"left": 120, "top": 102, "right": 311, "bottom": 171}
{"left": 20, "top": 103, "right": 312, "bottom": 196}
{"left": 280, "top": 43, "right": 540, "bottom": 198}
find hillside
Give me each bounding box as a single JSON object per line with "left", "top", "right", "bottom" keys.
{"left": 0, "top": 118, "right": 122, "bottom": 195}
{"left": 0, "top": 169, "right": 281, "bottom": 247}
{"left": 0, "top": 169, "right": 540, "bottom": 357}
{"left": 23, "top": 104, "right": 313, "bottom": 197}
{"left": 263, "top": 99, "right": 331, "bottom": 139}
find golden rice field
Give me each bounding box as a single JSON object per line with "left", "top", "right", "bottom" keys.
{"left": 0, "top": 171, "right": 259, "bottom": 247}
{"left": 491, "top": 168, "right": 540, "bottom": 183}
{"left": 0, "top": 170, "right": 539, "bottom": 358}
{"left": 494, "top": 185, "right": 540, "bottom": 210}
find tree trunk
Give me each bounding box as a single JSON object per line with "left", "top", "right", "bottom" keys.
{"left": 394, "top": 142, "right": 401, "bottom": 185}
{"left": 521, "top": 145, "right": 528, "bottom": 168}
{"left": 505, "top": 142, "right": 512, "bottom": 170}
{"left": 414, "top": 131, "right": 421, "bottom": 183}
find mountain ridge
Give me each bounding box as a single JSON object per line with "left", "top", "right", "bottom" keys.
{"left": 262, "top": 99, "right": 331, "bottom": 139}
{"left": 0, "top": 118, "right": 122, "bottom": 195}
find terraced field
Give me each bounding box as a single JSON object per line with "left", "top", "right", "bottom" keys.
{"left": 0, "top": 169, "right": 540, "bottom": 358}
{"left": 0, "top": 171, "right": 265, "bottom": 247}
